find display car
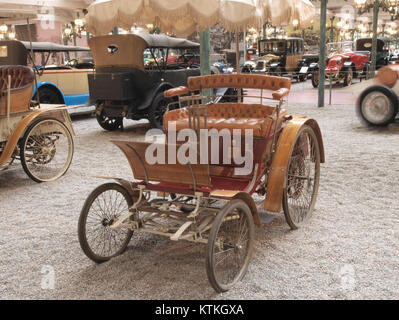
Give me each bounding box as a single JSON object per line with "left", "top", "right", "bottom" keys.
{"left": 311, "top": 38, "right": 392, "bottom": 88}
{"left": 78, "top": 73, "right": 325, "bottom": 292}
{"left": 356, "top": 38, "right": 391, "bottom": 68}
{"left": 0, "top": 65, "right": 74, "bottom": 182}
{"left": 357, "top": 65, "right": 399, "bottom": 126}
{"left": 311, "top": 51, "right": 370, "bottom": 87}
{"left": 88, "top": 34, "right": 203, "bottom": 130}
{"left": 253, "top": 38, "right": 310, "bottom": 81}
{"left": 0, "top": 40, "right": 92, "bottom": 106}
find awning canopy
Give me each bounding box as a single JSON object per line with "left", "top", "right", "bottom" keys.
{"left": 86, "top": 0, "right": 316, "bottom": 36}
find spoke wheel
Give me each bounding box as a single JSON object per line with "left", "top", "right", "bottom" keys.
{"left": 78, "top": 183, "right": 134, "bottom": 263}
{"left": 283, "top": 126, "right": 320, "bottom": 230}
{"left": 20, "top": 118, "right": 73, "bottom": 183}
{"left": 344, "top": 69, "right": 353, "bottom": 87}
{"left": 206, "top": 200, "right": 255, "bottom": 293}
{"left": 311, "top": 70, "right": 319, "bottom": 88}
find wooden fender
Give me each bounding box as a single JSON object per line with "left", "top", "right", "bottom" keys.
{"left": 0, "top": 107, "right": 74, "bottom": 168}
{"left": 264, "top": 117, "right": 325, "bottom": 213}
{"left": 375, "top": 65, "right": 399, "bottom": 88}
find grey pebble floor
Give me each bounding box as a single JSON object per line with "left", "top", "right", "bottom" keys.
{"left": 1, "top": 98, "right": 398, "bottom": 300}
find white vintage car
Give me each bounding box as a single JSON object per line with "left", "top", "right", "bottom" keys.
{"left": 357, "top": 65, "right": 399, "bottom": 126}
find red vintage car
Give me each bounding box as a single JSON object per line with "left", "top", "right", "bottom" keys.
{"left": 312, "top": 51, "right": 371, "bottom": 87}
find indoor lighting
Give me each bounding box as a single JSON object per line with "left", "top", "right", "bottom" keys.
{"left": 0, "top": 24, "right": 8, "bottom": 34}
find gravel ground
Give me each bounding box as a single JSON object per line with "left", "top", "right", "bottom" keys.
{"left": 1, "top": 97, "right": 399, "bottom": 300}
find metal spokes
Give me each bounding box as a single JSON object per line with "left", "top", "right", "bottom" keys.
{"left": 206, "top": 200, "right": 255, "bottom": 293}
{"left": 213, "top": 210, "right": 250, "bottom": 286}
{"left": 22, "top": 119, "right": 73, "bottom": 182}
{"left": 85, "top": 189, "right": 132, "bottom": 258}
{"left": 283, "top": 126, "right": 320, "bottom": 229}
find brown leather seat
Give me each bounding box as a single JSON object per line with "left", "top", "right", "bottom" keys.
{"left": 164, "top": 103, "right": 287, "bottom": 138}
{"left": 0, "top": 65, "right": 35, "bottom": 115}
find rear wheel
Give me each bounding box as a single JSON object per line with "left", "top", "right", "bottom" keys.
{"left": 283, "top": 126, "right": 320, "bottom": 230}
{"left": 148, "top": 92, "right": 173, "bottom": 130}
{"left": 78, "top": 183, "right": 134, "bottom": 263}
{"left": 206, "top": 199, "right": 255, "bottom": 293}
{"left": 96, "top": 110, "right": 123, "bottom": 131}
{"left": 357, "top": 85, "right": 399, "bottom": 126}
{"left": 20, "top": 118, "right": 73, "bottom": 183}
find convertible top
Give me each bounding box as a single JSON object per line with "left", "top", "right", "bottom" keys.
{"left": 356, "top": 38, "right": 389, "bottom": 52}
{"left": 20, "top": 41, "right": 90, "bottom": 52}
{"left": 137, "top": 34, "right": 199, "bottom": 49}
{"left": 89, "top": 34, "right": 199, "bottom": 71}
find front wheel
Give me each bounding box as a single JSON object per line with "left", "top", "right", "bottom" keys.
{"left": 206, "top": 199, "right": 255, "bottom": 293}
{"left": 357, "top": 85, "right": 399, "bottom": 126}
{"left": 78, "top": 183, "right": 134, "bottom": 263}
{"left": 283, "top": 126, "right": 321, "bottom": 230}
{"left": 344, "top": 68, "right": 353, "bottom": 87}
{"left": 20, "top": 118, "right": 74, "bottom": 183}
{"left": 38, "top": 87, "right": 62, "bottom": 104}
{"left": 311, "top": 70, "right": 319, "bottom": 88}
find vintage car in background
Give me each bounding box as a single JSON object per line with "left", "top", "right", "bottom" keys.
{"left": 88, "top": 34, "right": 202, "bottom": 130}
{"left": 356, "top": 38, "right": 391, "bottom": 69}
{"left": 0, "top": 40, "right": 93, "bottom": 107}
{"left": 0, "top": 64, "right": 74, "bottom": 182}
{"left": 253, "top": 38, "right": 310, "bottom": 81}
{"left": 311, "top": 50, "right": 370, "bottom": 87}
{"left": 88, "top": 34, "right": 241, "bottom": 131}
{"left": 311, "top": 38, "right": 393, "bottom": 88}
{"left": 357, "top": 65, "right": 399, "bottom": 126}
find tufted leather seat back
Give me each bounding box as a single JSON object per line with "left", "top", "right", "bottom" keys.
{"left": 164, "top": 103, "right": 287, "bottom": 138}
{"left": 187, "top": 74, "right": 291, "bottom": 92}
{"left": 165, "top": 103, "right": 275, "bottom": 122}
{"left": 0, "top": 66, "right": 35, "bottom": 93}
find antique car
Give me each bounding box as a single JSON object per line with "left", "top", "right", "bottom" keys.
{"left": 0, "top": 40, "right": 93, "bottom": 106}
{"left": 255, "top": 38, "right": 310, "bottom": 81}
{"left": 356, "top": 38, "right": 391, "bottom": 69}
{"left": 311, "top": 50, "right": 370, "bottom": 88}
{"left": 88, "top": 34, "right": 202, "bottom": 130}
{"left": 311, "top": 38, "right": 392, "bottom": 88}
{"left": 78, "top": 73, "right": 325, "bottom": 293}
{"left": 0, "top": 65, "right": 74, "bottom": 182}
{"left": 357, "top": 65, "right": 399, "bottom": 126}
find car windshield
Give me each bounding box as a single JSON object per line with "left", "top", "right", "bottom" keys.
{"left": 259, "top": 40, "right": 285, "bottom": 55}
{"left": 255, "top": 61, "right": 264, "bottom": 70}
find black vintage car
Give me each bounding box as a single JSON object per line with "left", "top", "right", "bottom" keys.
{"left": 254, "top": 37, "right": 310, "bottom": 81}
{"left": 88, "top": 34, "right": 202, "bottom": 130}
{"left": 356, "top": 38, "right": 391, "bottom": 69}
